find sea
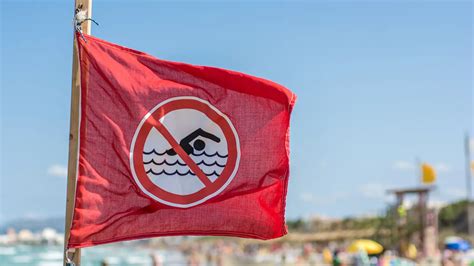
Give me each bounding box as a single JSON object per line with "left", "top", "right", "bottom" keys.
{"left": 0, "top": 245, "right": 186, "bottom": 266}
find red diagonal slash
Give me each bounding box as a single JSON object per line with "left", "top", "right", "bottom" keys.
{"left": 146, "top": 116, "right": 212, "bottom": 187}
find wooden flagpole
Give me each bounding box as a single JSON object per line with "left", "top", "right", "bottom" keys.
{"left": 63, "top": 0, "right": 92, "bottom": 265}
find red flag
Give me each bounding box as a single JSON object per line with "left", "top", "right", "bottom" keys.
{"left": 68, "top": 33, "right": 296, "bottom": 248}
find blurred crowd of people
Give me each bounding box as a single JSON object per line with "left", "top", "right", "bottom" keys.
{"left": 165, "top": 239, "right": 474, "bottom": 266}
{"left": 168, "top": 240, "right": 418, "bottom": 266}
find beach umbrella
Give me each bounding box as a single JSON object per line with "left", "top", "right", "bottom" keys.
{"left": 348, "top": 239, "right": 384, "bottom": 255}
{"left": 445, "top": 237, "right": 471, "bottom": 251}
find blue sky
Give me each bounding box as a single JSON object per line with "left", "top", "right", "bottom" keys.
{"left": 1, "top": 1, "right": 472, "bottom": 224}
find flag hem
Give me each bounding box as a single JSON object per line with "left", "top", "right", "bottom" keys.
{"left": 79, "top": 33, "right": 295, "bottom": 108}
{"left": 67, "top": 229, "right": 286, "bottom": 249}
{"left": 279, "top": 92, "right": 297, "bottom": 236}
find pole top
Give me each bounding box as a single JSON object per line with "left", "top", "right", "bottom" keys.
{"left": 74, "top": 4, "right": 98, "bottom": 41}
{"left": 73, "top": 0, "right": 95, "bottom": 36}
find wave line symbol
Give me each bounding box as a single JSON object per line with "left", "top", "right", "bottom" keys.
{"left": 144, "top": 159, "right": 187, "bottom": 166}
{"left": 143, "top": 149, "right": 167, "bottom": 156}
{"left": 191, "top": 151, "right": 228, "bottom": 158}
{"left": 146, "top": 169, "right": 222, "bottom": 177}
{"left": 145, "top": 158, "right": 226, "bottom": 168}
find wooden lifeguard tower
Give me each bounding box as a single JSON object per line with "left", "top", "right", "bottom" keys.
{"left": 387, "top": 186, "right": 436, "bottom": 258}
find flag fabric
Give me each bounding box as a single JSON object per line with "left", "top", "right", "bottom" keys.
{"left": 421, "top": 163, "right": 436, "bottom": 184}
{"left": 67, "top": 33, "right": 296, "bottom": 248}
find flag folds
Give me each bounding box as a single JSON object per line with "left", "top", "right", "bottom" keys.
{"left": 68, "top": 33, "right": 296, "bottom": 248}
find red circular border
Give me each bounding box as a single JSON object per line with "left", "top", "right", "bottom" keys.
{"left": 132, "top": 99, "right": 238, "bottom": 205}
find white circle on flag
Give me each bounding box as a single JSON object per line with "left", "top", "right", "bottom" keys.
{"left": 130, "top": 96, "right": 240, "bottom": 208}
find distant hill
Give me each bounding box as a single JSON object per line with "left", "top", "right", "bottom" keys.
{"left": 0, "top": 217, "right": 65, "bottom": 233}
